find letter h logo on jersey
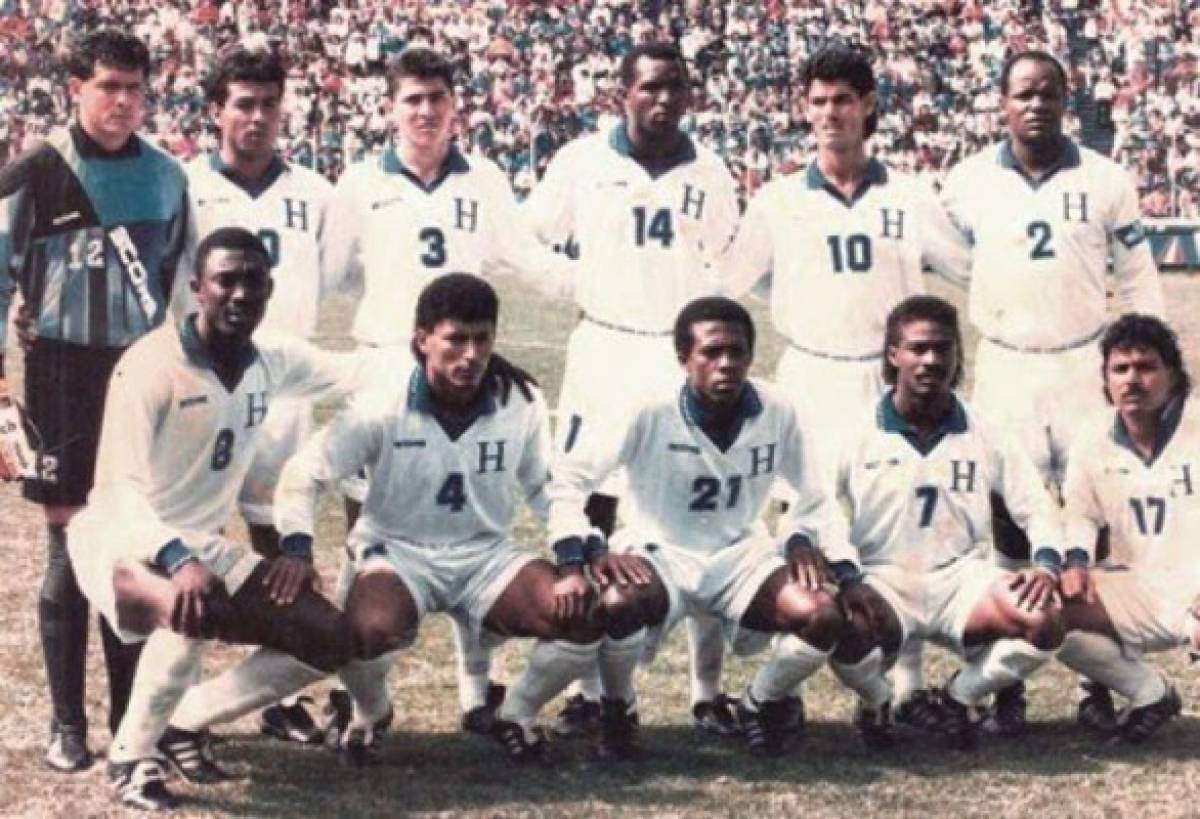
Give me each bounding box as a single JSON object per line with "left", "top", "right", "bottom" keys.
{"left": 880, "top": 208, "right": 905, "bottom": 239}
{"left": 749, "top": 444, "right": 776, "bottom": 477}
{"left": 283, "top": 198, "right": 309, "bottom": 232}
{"left": 245, "top": 391, "right": 269, "bottom": 428}
{"left": 949, "top": 459, "right": 976, "bottom": 493}
{"left": 681, "top": 184, "right": 705, "bottom": 220}
{"left": 1062, "top": 193, "right": 1088, "bottom": 223}
{"left": 455, "top": 198, "right": 479, "bottom": 233}
{"left": 477, "top": 440, "right": 505, "bottom": 473}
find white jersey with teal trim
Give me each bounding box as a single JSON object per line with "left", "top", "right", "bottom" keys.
{"left": 75, "top": 321, "right": 367, "bottom": 564}
{"left": 548, "top": 378, "right": 853, "bottom": 562}
{"left": 1062, "top": 397, "right": 1200, "bottom": 573}
{"left": 525, "top": 125, "right": 740, "bottom": 333}
{"left": 942, "top": 138, "right": 1164, "bottom": 349}
{"left": 181, "top": 154, "right": 336, "bottom": 339}
{"left": 324, "top": 146, "right": 572, "bottom": 347}
{"left": 721, "top": 160, "right": 970, "bottom": 357}
{"left": 836, "top": 393, "right": 1062, "bottom": 572}
{"left": 274, "top": 366, "right": 553, "bottom": 553}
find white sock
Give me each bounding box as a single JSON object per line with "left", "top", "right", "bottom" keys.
{"left": 686, "top": 616, "right": 724, "bottom": 705}
{"left": 949, "top": 639, "right": 1053, "bottom": 706}
{"left": 890, "top": 639, "right": 925, "bottom": 702}
{"left": 171, "top": 649, "right": 326, "bottom": 731}
{"left": 110, "top": 630, "right": 204, "bottom": 763}
{"left": 1057, "top": 631, "right": 1167, "bottom": 708}
{"left": 572, "top": 672, "right": 603, "bottom": 702}
{"left": 450, "top": 616, "right": 493, "bottom": 712}
{"left": 499, "top": 639, "right": 601, "bottom": 729}
{"left": 339, "top": 651, "right": 399, "bottom": 729}
{"left": 598, "top": 631, "right": 644, "bottom": 704}
{"left": 831, "top": 647, "right": 893, "bottom": 709}
{"left": 748, "top": 635, "right": 831, "bottom": 703}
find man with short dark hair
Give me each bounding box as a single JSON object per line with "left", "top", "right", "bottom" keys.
{"left": 67, "top": 226, "right": 368, "bottom": 810}
{"left": 0, "top": 28, "right": 189, "bottom": 772}
{"left": 1055, "top": 314, "right": 1194, "bottom": 744}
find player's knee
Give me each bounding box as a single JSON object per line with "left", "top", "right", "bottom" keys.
{"left": 40, "top": 544, "right": 81, "bottom": 605}
{"left": 782, "top": 591, "right": 843, "bottom": 650}
{"left": 1018, "top": 607, "right": 1064, "bottom": 651}
{"left": 598, "top": 583, "right": 665, "bottom": 639}
{"left": 350, "top": 609, "right": 414, "bottom": 660}
{"left": 832, "top": 610, "right": 876, "bottom": 663}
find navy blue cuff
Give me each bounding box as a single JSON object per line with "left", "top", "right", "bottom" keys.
{"left": 1032, "top": 547, "right": 1062, "bottom": 574}
{"left": 553, "top": 536, "right": 588, "bottom": 567}
{"left": 155, "top": 538, "right": 195, "bottom": 575}
{"left": 583, "top": 534, "right": 608, "bottom": 562}
{"left": 280, "top": 533, "right": 314, "bottom": 560}
{"left": 1064, "top": 548, "right": 1091, "bottom": 569}
{"left": 830, "top": 560, "right": 863, "bottom": 587}
{"left": 783, "top": 533, "right": 814, "bottom": 561}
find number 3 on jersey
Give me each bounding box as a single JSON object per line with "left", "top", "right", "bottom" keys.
{"left": 420, "top": 227, "right": 447, "bottom": 267}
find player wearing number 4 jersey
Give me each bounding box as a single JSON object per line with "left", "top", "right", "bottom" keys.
{"left": 1055, "top": 315, "right": 1194, "bottom": 744}
{"left": 829, "top": 296, "right": 1065, "bottom": 751}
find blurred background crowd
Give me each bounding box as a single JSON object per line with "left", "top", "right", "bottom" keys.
{"left": 0, "top": 0, "right": 1196, "bottom": 215}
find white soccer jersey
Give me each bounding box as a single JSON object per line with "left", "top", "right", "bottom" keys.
{"left": 548, "top": 378, "right": 853, "bottom": 562}
{"left": 82, "top": 320, "right": 366, "bottom": 564}
{"left": 274, "top": 366, "right": 553, "bottom": 552}
{"left": 180, "top": 154, "right": 336, "bottom": 339}
{"left": 721, "top": 160, "right": 970, "bottom": 357}
{"left": 323, "top": 146, "right": 572, "bottom": 346}
{"left": 836, "top": 393, "right": 1062, "bottom": 572}
{"left": 525, "top": 125, "right": 740, "bottom": 333}
{"left": 1062, "top": 396, "right": 1200, "bottom": 574}
{"left": 942, "top": 139, "right": 1164, "bottom": 349}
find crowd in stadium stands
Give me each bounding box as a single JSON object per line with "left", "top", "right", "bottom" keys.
{"left": 0, "top": 0, "right": 1196, "bottom": 214}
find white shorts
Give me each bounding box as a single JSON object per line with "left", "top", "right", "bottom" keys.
{"left": 863, "top": 557, "right": 1005, "bottom": 656}
{"left": 612, "top": 530, "right": 786, "bottom": 662}
{"left": 238, "top": 397, "right": 312, "bottom": 525}
{"left": 353, "top": 535, "right": 535, "bottom": 644}
{"left": 972, "top": 337, "right": 1104, "bottom": 485}
{"left": 1094, "top": 566, "right": 1194, "bottom": 656}
{"left": 774, "top": 345, "right": 885, "bottom": 479}
{"left": 341, "top": 345, "right": 417, "bottom": 502}
{"left": 67, "top": 512, "right": 261, "bottom": 644}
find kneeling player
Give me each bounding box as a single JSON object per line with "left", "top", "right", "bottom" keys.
{"left": 829, "top": 296, "right": 1064, "bottom": 750}
{"left": 67, "top": 228, "right": 368, "bottom": 810}
{"left": 1054, "top": 314, "right": 1192, "bottom": 743}
{"left": 163, "top": 274, "right": 601, "bottom": 767}
{"left": 520, "top": 297, "right": 850, "bottom": 758}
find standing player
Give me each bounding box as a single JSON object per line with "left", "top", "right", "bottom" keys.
{"left": 829, "top": 296, "right": 1064, "bottom": 751}
{"left": 159, "top": 274, "right": 603, "bottom": 769}
{"left": 941, "top": 49, "right": 1165, "bottom": 731}
{"left": 181, "top": 41, "right": 339, "bottom": 745}
{"left": 67, "top": 228, "right": 365, "bottom": 810}
{"left": 524, "top": 41, "right": 744, "bottom": 735}
{"left": 718, "top": 44, "right": 971, "bottom": 721}
{"left": 321, "top": 46, "right": 572, "bottom": 732}
{"left": 0, "top": 30, "right": 188, "bottom": 772}
{"left": 1054, "top": 314, "right": 1192, "bottom": 743}
{"left": 514, "top": 297, "right": 850, "bottom": 758}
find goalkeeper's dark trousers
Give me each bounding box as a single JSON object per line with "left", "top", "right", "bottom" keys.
{"left": 40, "top": 523, "right": 143, "bottom": 736}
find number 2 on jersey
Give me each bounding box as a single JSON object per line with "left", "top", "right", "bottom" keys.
{"left": 1026, "top": 221, "right": 1055, "bottom": 260}
{"left": 690, "top": 476, "right": 742, "bottom": 510}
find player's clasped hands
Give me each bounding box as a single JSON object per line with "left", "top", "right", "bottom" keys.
{"left": 552, "top": 566, "right": 593, "bottom": 623}
{"left": 787, "top": 542, "right": 834, "bottom": 591}
{"left": 1059, "top": 565, "right": 1097, "bottom": 604}
{"left": 1009, "top": 570, "right": 1060, "bottom": 613}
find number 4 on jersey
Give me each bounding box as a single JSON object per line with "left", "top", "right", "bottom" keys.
{"left": 437, "top": 472, "right": 467, "bottom": 512}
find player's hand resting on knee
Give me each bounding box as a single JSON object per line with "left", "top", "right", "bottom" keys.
{"left": 1009, "top": 569, "right": 1059, "bottom": 613}
{"left": 785, "top": 539, "right": 833, "bottom": 591}
{"left": 263, "top": 555, "right": 320, "bottom": 606}
{"left": 553, "top": 566, "right": 593, "bottom": 623}
{"left": 1059, "top": 566, "right": 1096, "bottom": 603}
{"left": 170, "top": 561, "right": 225, "bottom": 638}
{"left": 590, "top": 553, "right": 653, "bottom": 588}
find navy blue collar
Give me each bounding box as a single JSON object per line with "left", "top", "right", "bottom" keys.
{"left": 1111, "top": 395, "right": 1186, "bottom": 466}
{"left": 207, "top": 151, "right": 287, "bottom": 198}
{"left": 381, "top": 144, "right": 471, "bottom": 192}
{"left": 680, "top": 382, "right": 762, "bottom": 452}
{"left": 70, "top": 123, "right": 140, "bottom": 159}
{"left": 876, "top": 390, "right": 968, "bottom": 456}
{"left": 179, "top": 315, "right": 259, "bottom": 391}
{"left": 997, "top": 137, "right": 1081, "bottom": 189}
{"left": 608, "top": 122, "right": 697, "bottom": 178}
{"left": 406, "top": 365, "right": 497, "bottom": 438}
{"left": 804, "top": 157, "right": 889, "bottom": 206}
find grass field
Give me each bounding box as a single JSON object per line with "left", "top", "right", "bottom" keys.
{"left": 4, "top": 276, "right": 1200, "bottom": 818}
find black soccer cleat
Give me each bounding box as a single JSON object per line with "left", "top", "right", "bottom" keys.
{"left": 261, "top": 696, "right": 323, "bottom": 745}
{"left": 45, "top": 721, "right": 93, "bottom": 773}
{"left": 461, "top": 682, "right": 507, "bottom": 735}
{"left": 854, "top": 700, "right": 896, "bottom": 750}
{"left": 109, "top": 759, "right": 179, "bottom": 811}
{"left": 1117, "top": 683, "right": 1182, "bottom": 745}
{"left": 322, "top": 689, "right": 393, "bottom": 750}
{"left": 982, "top": 680, "right": 1027, "bottom": 737}
{"left": 780, "top": 693, "right": 807, "bottom": 735}
{"left": 894, "top": 689, "right": 945, "bottom": 733}
{"left": 491, "top": 719, "right": 553, "bottom": 765}
{"left": 934, "top": 684, "right": 981, "bottom": 751}
{"left": 692, "top": 693, "right": 740, "bottom": 736}
{"left": 736, "top": 694, "right": 793, "bottom": 756}
{"left": 1077, "top": 680, "right": 1118, "bottom": 734}
{"left": 339, "top": 726, "right": 381, "bottom": 768}
{"left": 597, "top": 698, "right": 642, "bottom": 761}
{"left": 158, "top": 726, "right": 230, "bottom": 785}
{"left": 552, "top": 692, "right": 602, "bottom": 738}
